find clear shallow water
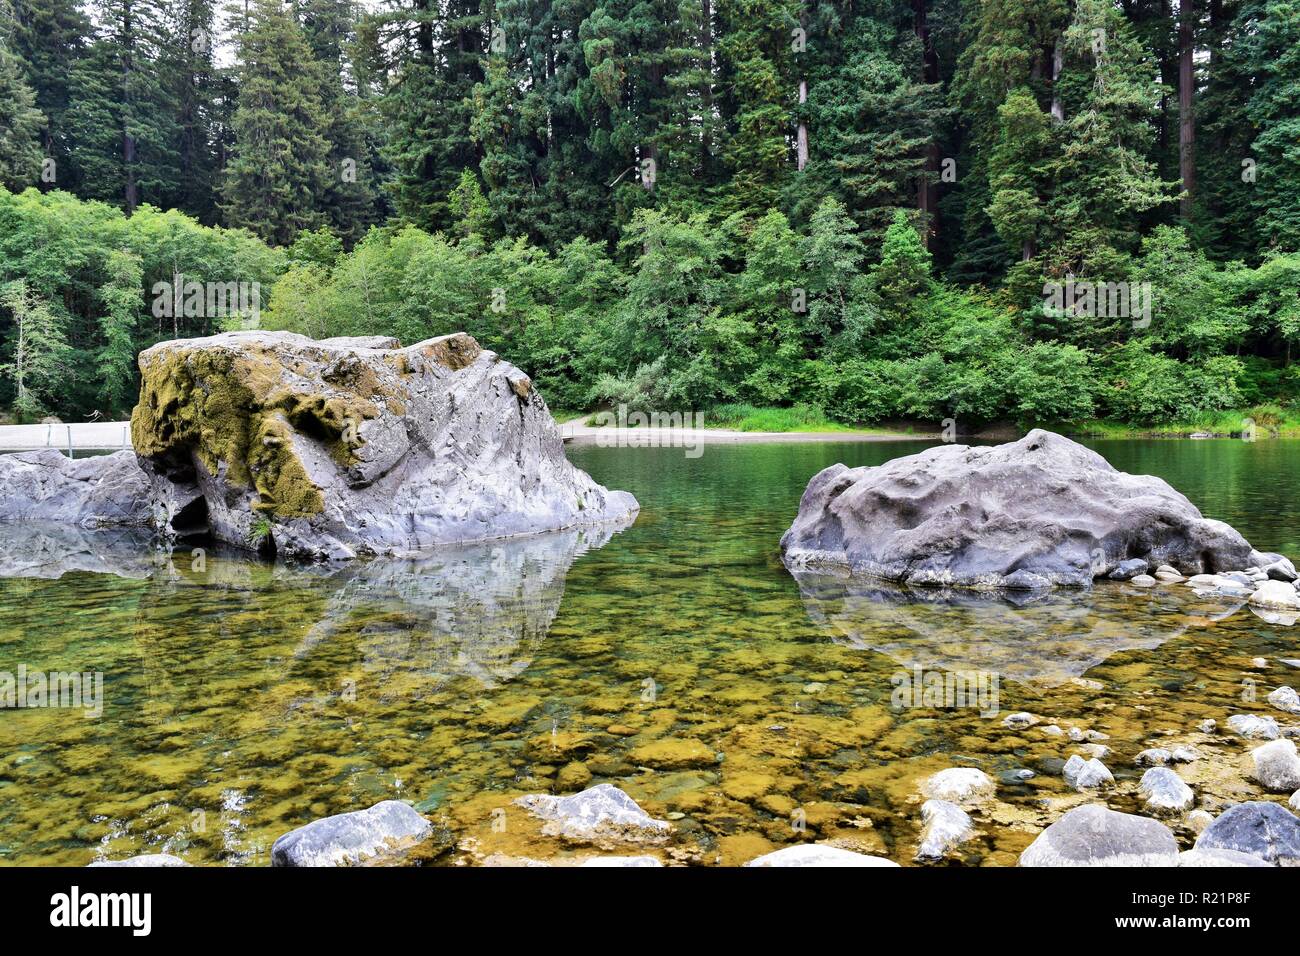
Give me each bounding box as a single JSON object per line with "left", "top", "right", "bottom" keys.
{"left": 1, "top": 438, "right": 1298, "bottom": 866}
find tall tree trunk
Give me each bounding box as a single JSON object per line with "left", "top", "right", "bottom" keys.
{"left": 700, "top": 0, "right": 713, "bottom": 167}
{"left": 123, "top": 0, "right": 138, "bottom": 215}
{"left": 912, "top": 0, "right": 940, "bottom": 245}
{"left": 796, "top": 79, "right": 808, "bottom": 171}
{"left": 1178, "top": 0, "right": 1196, "bottom": 220}
{"left": 1050, "top": 41, "right": 1064, "bottom": 121}
{"left": 796, "top": 8, "right": 808, "bottom": 172}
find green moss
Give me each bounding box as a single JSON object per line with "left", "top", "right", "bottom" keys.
{"left": 131, "top": 342, "right": 385, "bottom": 520}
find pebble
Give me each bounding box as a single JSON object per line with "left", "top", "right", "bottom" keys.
{"left": 1267, "top": 685, "right": 1300, "bottom": 715}
{"left": 1250, "top": 738, "right": 1300, "bottom": 792}
{"left": 1186, "top": 809, "right": 1214, "bottom": 834}
{"left": 1001, "top": 712, "right": 1039, "bottom": 730}
{"left": 1063, "top": 754, "right": 1114, "bottom": 790}
{"left": 1139, "top": 767, "right": 1195, "bottom": 813}
{"left": 1227, "top": 713, "right": 1280, "bottom": 740}
{"left": 1130, "top": 574, "right": 1156, "bottom": 587}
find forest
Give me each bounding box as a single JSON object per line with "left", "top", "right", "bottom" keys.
{"left": 0, "top": 0, "right": 1298, "bottom": 429}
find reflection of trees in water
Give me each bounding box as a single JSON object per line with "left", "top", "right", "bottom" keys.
{"left": 789, "top": 570, "right": 1245, "bottom": 687}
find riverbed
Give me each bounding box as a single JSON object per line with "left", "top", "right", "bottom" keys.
{"left": 1, "top": 438, "right": 1297, "bottom": 865}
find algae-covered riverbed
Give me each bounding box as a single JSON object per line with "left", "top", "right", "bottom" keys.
{"left": 1, "top": 439, "right": 1298, "bottom": 866}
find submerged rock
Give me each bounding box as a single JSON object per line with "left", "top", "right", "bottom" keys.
{"left": 920, "top": 767, "right": 995, "bottom": 806}
{"left": 915, "top": 800, "right": 974, "bottom": 861}
{"left": 1250, "top": 739, "right": 1300, "bottom": 792}
{"left": 515, "top": 784, "right": 670, "bottom": 844}
{"left": 780, "top": 430, "right": 1260, "bottom": 590}
{"left": 1135, "top": 748, "right": 1173, "bottom": 767}
{"left": 130, "top": 331, "right": 637, "bottom": 559}
{"left": 0, "top": 449, "right": 154, "bottom": 527}
{"left": 1019, "top": 805, "right": 1179, "bottom": 867}
{"left": 1195, "top": 801, "right": 1300, "bottom": 865}
{"left": 270, "top": 800, "right": 432, "bottom": 866}
{"left": 1139, "top": 767, "right": 1194, "bottom": 813}
{"left": 744, "top": 845, "right": 900, "bottom": 867}
{"left": 1228, "top": 714, "right": 1281, "bottom": 740}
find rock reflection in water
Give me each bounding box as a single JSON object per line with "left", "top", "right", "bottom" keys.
{"left": 788, "top": 570, "right": 1245, "bottom": 687}
{"left": 284, "top": 518, "right": 634, "bottom": 690}
{"left": 0, "top": 523, "right": 167, "bottom": 580}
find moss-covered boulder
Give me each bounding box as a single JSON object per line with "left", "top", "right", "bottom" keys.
{"left": 131, "top": 330, "right": 638, "bottom": 558}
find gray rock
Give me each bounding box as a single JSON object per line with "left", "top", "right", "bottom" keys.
{"left": 1186, "top": 809, "right": 1214, "bottom": 833}
{"left": 1228, "top": 714, "right": 1281, "bottom": 740}
{"left": 1221, "top": 571, "right": 1255, "bottom": 587}
{"left": 1249, "top": 580, "right": 1300, "bottom": 611}
{"left": 1170, "top": 746, "right": 1200, "bottom": 763}
{"left": 1268, "top": 686, "right": 1300, "bottom": 715}
{"left": 920, "top": 767, "right": 995, "bottom": 806}
{"left": 1129, "top": 574, "right": 1157, "bottom": 587}
{"left": 1250, "top": 739, "right": 1300, "bottom": 792}
{"left": 271, "top": 800, "right": 432, "bottom": 866}
{"left": 132, "top": 331, "right": 639, "bottom": 559}
{"left": 915, "top": 799, "right": 974, "bottom": 861}
{"left": 1139, "top": 767, "right": 1195, "bottom": 813}
{"left": 0, "top": 524, "right": 162, "bottom": 580}
{"left": 781, "top": 430, "right": 1258, "bottom": 590}
{"left": 744, "top": 845, "right": 900, "bottom": 867}
{"left": 1002, "top": 712, "right": 1040, "bottom": 730}
{"left": 1108, "top": 558, "right": 1149, "bottom": 580}
{"left": 0, "top": 449, "right": 154, "bottom": 527}
{"left": 1252, "top": 551, "right": 1299, "bottom": 582}
{"left": 1178, "top": 848, "right": 1271, "bottom": 867}
{"left": 1063, "top": 754, "right": 1115, "bottom": 790}
{"left": 1291, "top": 791, "right": 1300, "bottom": 812}
{"left": 1195, "top": 801, "right": 1300, "bottom": 865}
{"left": 87, "top": 854, "right": 191, "bottom": 867}
{"left": 515, "top": 784, "right": 670, "bottom": 844}
{"left": 1019, "top": 805, "right": 1179, "bottom": 867}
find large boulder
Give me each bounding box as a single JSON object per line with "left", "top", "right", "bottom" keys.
{"left": 1194, "top": 801, "right": 1300, "bottom": 866}
{"left": 1018, "top": 805, "right": 1179, "bottom": 866}
{"left": 130, "top": 331, "right": 638, "bottom": 558}
{"left": 781, "top": 430, "right": 1259, "bottom": 589}
{"left": 0, "top": 449, "right": 153, "bottom": 527}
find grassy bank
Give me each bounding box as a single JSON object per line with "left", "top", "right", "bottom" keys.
{"left": 1064, "top": 405, "right": 1300, "bottom": 439}
{"left": 563, "top": 402, "right": 1300, "bottom": 439}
